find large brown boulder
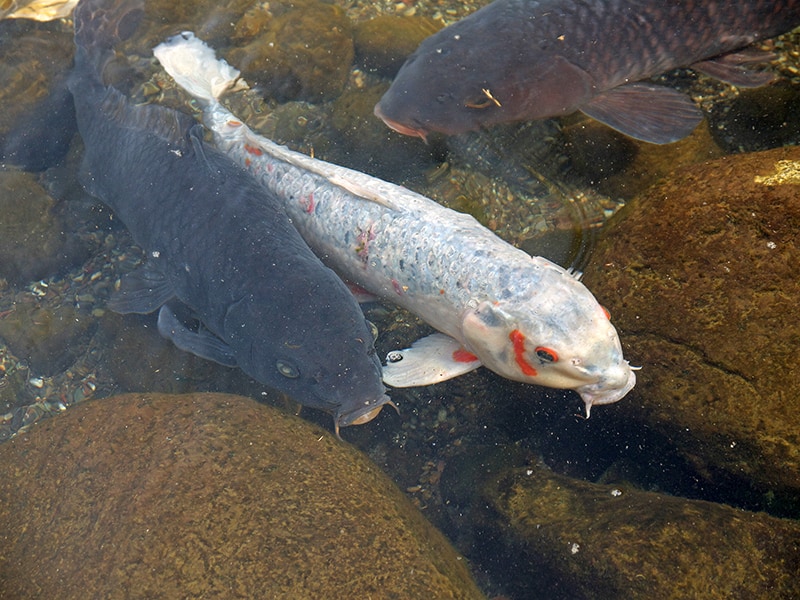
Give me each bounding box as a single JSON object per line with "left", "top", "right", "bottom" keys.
{"left": 468, "top": 461, "right": 800, "bottom": 599}
{"left": 0, "top": 393, "right": 484, "bottom": 599}
{"left": 582, "top": 145, "right": 800, "bottom": 502}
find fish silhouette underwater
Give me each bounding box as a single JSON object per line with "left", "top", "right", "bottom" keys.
{"left": 154, "top": 32, "right": 637, "bottom": 416}
{"left": 375, "top": 0, "right": 800, "bottom": 144}
{"left": 25, "top": 0, "right": 393, "bottom": 435}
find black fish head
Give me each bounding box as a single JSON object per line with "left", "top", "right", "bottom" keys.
{"left": 375, "top": 3, "right": 594, "bottom": 139}
{"left": 222, "top": 283, "right": 391, "bottom": 434}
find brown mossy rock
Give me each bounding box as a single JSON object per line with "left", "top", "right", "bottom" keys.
{"left": 0, "top": 298, "right": 94, "bottom": 375}
{"left": 0, "top": 393, "right": 484, "bottom": 600}
{"left": 0, "top": 171, "right": 84, "bottom": 285}
{"left": 353, "top": 15, "right": 441, "bottom": 76}
{"left": 475, "top": 463, "right": 800, "bottom": 599}
{"left": 226, "top": 0, "right": 354, "bottom": 103}
{"left": 582, "top": 145, "right": 800, "bottom": 497}
{"left": 0, "top": 19, "right": 73, "bottom": 140}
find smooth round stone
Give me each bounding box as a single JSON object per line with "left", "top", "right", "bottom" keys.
{"left": 0, "top": 393, "right": 484, "bottom": 599}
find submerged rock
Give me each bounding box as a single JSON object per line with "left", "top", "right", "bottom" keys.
{"left": 0, "top": 298, "right": 94, "bottom": 375}
{"left": 582, "top": 145, "right": 800, "bottom": 509}
{"left": 0, "top": 171, "right": 84, "bottom": 285}
{"left": 353, "top": 15, "right": 441, "bottom": 76}
{"left": 458, "top": 458, "right": 800, "bottom": 599}
{"left": 0, "top": 393, "right": 484, "bottom": 599}
{"left": 226, "top": 0, "right": 354, "bottom": 103}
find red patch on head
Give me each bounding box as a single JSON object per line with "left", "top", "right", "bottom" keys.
{"left": 509, "top": 329, "right": 538, "bottom": 376}
{"left": 452, "top": 348, "right": 479, "bottom": 363}
{"left": 601, "top": 305, "right": 611, "bottom": 320}
{"left": 244, "top": 143, "right": 263, "bottom": 156}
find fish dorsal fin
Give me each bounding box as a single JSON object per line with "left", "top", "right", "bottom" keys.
{"left": 691, "top": 49, "right": 777, "bottom": 88}
{"left": 99, "top": 85, "right": 195, "bottom": 148}
{"left": 187, "top": 123, "right": 227, "bottom": 180}
{"left": 244, "top": 131, "right": 401, "bottom": 211}
{"left": 581, "top": 83, "right": 703, "bottom": 144}
{"left": 326, "top": 173, "right": 399, "bottom": 210}
{"left": 276, "top": 146, "right": 401, "bottom": 211}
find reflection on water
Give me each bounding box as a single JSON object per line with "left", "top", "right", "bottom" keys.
{"left": 1, "top": 1, "right": 800, "bottom": 598}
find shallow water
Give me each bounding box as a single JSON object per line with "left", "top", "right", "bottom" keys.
{"left": 1, "top": 1, "right": 800, "bottom": 598}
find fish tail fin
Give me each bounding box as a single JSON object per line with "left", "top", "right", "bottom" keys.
{"left": 154, "top": 32, "right": 243, "bottom": 104}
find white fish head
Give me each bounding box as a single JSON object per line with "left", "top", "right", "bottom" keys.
{"left": 460, "top": 264, "right": 636, "bottom": 413}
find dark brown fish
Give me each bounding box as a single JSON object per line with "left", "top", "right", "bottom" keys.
{"left": 375, "top": 0, "right": 800, "bottom": 144}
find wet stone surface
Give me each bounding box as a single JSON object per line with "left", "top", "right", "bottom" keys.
{"left": 226, "top": 0, "right": 354, "bottom": 103}
{"left": 353, "top": 14, "right": 442, "bottom": 76}
{"left": 0, "top": 171, "right": 86, "bottom": 285}
{"left": 446, "top": 453, "right": 800, "bottom": 600}
{"left": 582, "top": 145, "right": 800, "bottom": 511}
{"left": 0, "top": 393, "right": 485, "bottom": 600}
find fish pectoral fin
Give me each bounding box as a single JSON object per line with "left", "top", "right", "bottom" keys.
{"left": 580, "top": 83, "right": 703, "bottom": 144}
{"left": 382, "top": 332, "right": 481, "bottom": 388}
{"left": 157, "top": 305, "right": 238, "bottom": 367}
{"left": 107, "top": 263, "right": 175, "bottom": 314}
{"left": 691, "top": 49, "right": 777, "bottom": 88}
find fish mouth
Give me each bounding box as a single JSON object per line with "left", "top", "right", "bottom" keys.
{"left": 373, "top": 104, "right": 429, "bottom": 142}
{"left": 334, "top": 393, "right": 397, "bottom": 439}
{"left": 576, "top": 364, "right": 637, "bottom": 418}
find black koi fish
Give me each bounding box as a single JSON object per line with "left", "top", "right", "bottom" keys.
{"left": 67, "top": 0, "right": 391, "bottom": 434}
{"left": 375, "top": 0, "right": 800, "bottom": 144}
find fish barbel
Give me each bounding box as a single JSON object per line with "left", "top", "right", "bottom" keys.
{"left": 154, "top": 33, "right": 637, "bottom": 415}
{"left": 375, "top": 0, "right": 800, "bottom": 144}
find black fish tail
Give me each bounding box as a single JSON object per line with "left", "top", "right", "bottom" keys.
{"left": 73, "top": 0, "right": 144, "bottom": 74}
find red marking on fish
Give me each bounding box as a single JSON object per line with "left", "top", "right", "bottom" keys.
{"left": 452, "top": 348, "right": 479, "bottom": 363}
{"left": 300, "top": 192, "right": 315, "bottom": 214}
{"left": 509, "top": 329, "right": 537, "bottom": 376}
{"left": 244, "top": 143, "right": 263, "bottom": 156}
{"left": 601, "top": 305, "right": 611, "bottom": 319}
{"left": 244, "top": 157, "right": 251, "bottom": 167}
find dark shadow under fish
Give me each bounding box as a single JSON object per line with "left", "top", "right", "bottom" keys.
{"left": 375, "top": 0, "right": 800, "bottom": 144}
{"left": 60, "top": 0, "right": 391, "bottom": 434}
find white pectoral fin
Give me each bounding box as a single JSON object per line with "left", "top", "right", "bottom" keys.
{"left": 382, "top": 333, "right": 482, "bottom": 388}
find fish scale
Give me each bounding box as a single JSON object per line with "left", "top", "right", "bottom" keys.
{"left": 155, "top": 33, "right": 637, "bottom": 415}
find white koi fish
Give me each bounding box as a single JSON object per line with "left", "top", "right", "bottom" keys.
{"left": 154, "top": 33, "right": 637, "bottom": 416}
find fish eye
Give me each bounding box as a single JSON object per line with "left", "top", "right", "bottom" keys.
{"left": 276, "top": 359, "right": 300, "bottom": 378}
{"left": 535, "top": 346, "right": 558, "bottom": 363}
